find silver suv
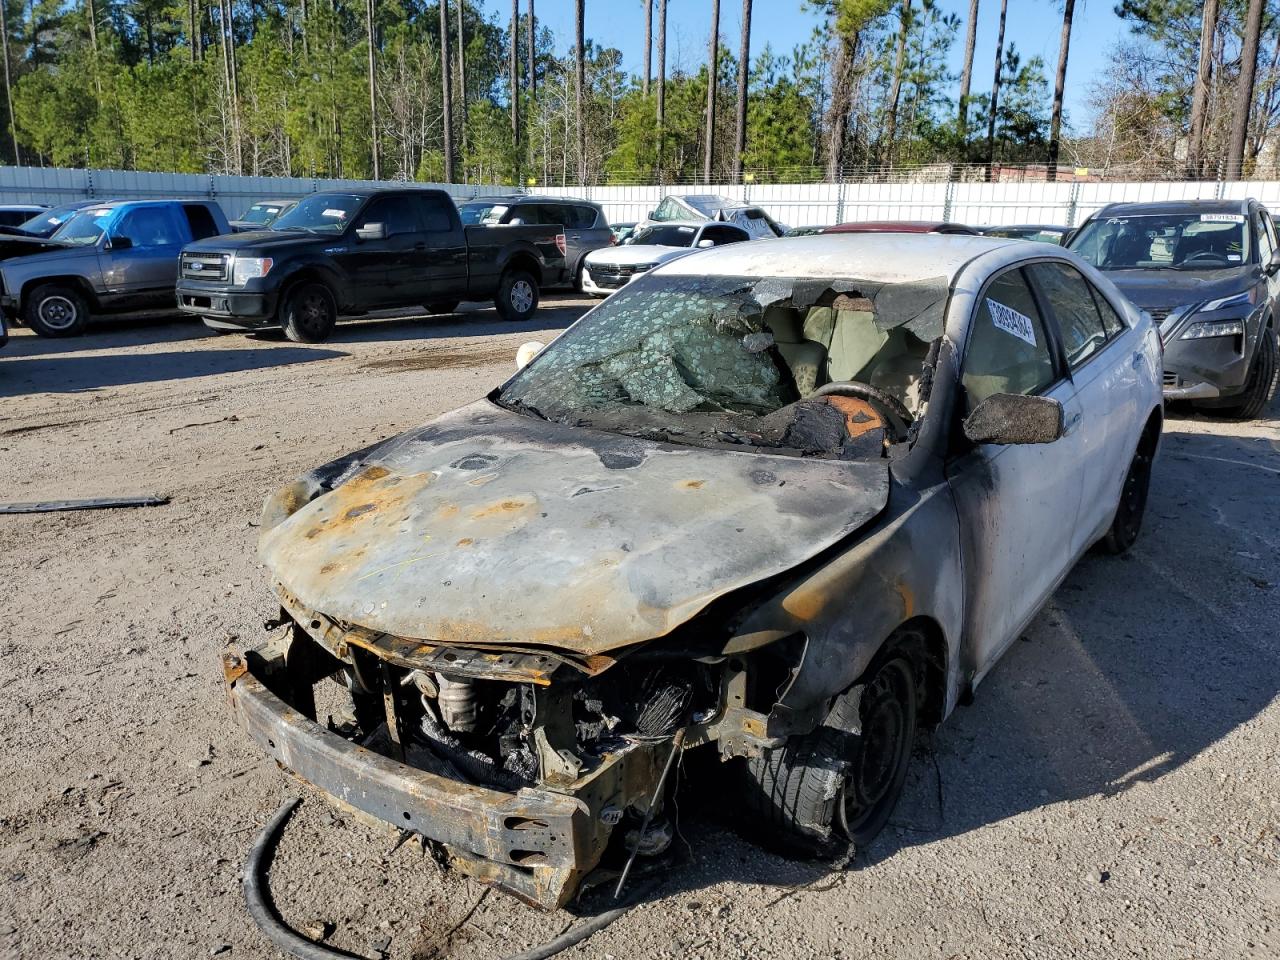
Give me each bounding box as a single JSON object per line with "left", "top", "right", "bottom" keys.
{"left": 458, "top": 195, "right": 612, "bottom": 292}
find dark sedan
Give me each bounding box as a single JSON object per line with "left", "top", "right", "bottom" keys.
{"left": 1068, "top": 198, "right": 1279, "bottom": 418}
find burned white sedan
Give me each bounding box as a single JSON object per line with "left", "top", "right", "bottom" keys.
{"left": 223, "top": 235, "right": 1164, "bottom": 909}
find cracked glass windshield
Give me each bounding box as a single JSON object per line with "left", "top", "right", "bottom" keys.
{"left": 499, "top": 272, "right": 949, "bottom": 459}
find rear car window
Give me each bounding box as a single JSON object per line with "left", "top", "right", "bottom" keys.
{"left": 1029, "top": 262, "right": 1109, "bottom": 369}
{"left": 415, "top": 195, "right": 455, "bottom": 232}
{"left": 117, "top": 206, "right": 184, "bottom": 247}
{"left": 183, "top": 204, "right": 220, "bottom": 240}
{"left": 962, "top": 268, "right": 1058, "bottom": 406}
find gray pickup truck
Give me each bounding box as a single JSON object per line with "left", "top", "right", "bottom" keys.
{"left": 176, "top": 188, "right": 567, "bottom": 343}
{"left": 0, "top": 199, "right": 231, "bottom": 337}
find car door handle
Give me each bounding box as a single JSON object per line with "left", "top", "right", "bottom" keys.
{"left": 414, "top": 242, "right": 426, "bottom": 250}
{"left": 1131, "top": 352, "right": 1143, "bottom": 369}
{"left": 568, "top": 234, "right": 581, "bottom": 239}
{"left": 1064, "top": 410, "right": 1082, "bottom": 433}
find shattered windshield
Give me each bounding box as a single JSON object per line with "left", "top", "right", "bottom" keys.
{"left": 499, "top": 272, "right": 949, "bottom": 459}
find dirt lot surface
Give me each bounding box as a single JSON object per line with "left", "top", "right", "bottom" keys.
{"left": 1, "top": 302, "right": 1277, "bottom": 960}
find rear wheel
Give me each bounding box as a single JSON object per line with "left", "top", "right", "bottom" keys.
{"left": 1221, "top": 325, "right": 1278, "bottom": 420}
{"left": 742, "top": 636, "right": 920, "bottom": 856}
{"left": 281, "top": 282, "right": 337, "bottom": 343}
{"left": 24, "top": 284, "right": 89, "bottom": 337}
{"left": 1098, "top": 436, "right": 1155, "bottom": 555}
{"left": 494, "top": 269, "right": 538, "bottom": 322}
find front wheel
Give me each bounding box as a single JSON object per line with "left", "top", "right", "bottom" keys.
{"left": 24, "top": 284, "right": 90, "bottom": 337}
{"left": 1222, "top": 326, "right": 1278, "bottom": 420}
{"left": 281, "top": 282, "right": 337, "bottom": 343}
{"left": 494, "top": 269, "right": 539, "bottom": 322}
{"left": 742, "top": 645, "right": 919, "bottom": 856}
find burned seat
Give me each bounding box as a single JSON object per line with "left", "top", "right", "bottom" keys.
{"left": 763, "top": 305, "right": 828, "bottom": 397}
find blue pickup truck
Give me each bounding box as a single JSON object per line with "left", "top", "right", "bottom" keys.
{"left": 0, "top": 198, "right": 230, "bottom": 337}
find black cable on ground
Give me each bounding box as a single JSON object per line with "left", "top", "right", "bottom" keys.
{"left": 244, "top": 796, "right": 662, "bottom": 960}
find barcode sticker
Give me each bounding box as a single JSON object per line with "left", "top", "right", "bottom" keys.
{"left": 987, "top": 298, "right": 1038, "bottom": 347}
{"left": 1200, "top": 214, "right": 1244, "bottom": 223}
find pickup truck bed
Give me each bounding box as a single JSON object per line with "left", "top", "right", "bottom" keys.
{"left": 176, "top": 188, "right": 566, "bottom": 343}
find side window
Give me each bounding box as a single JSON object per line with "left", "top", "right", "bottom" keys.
{"left": 116, "top": 206, "right": 183, "bottom": 247}
{"left": 1256, "top": 211, "right": 1275, "bottom": 264}
{"left": 359, "top": 197, "right": 418, "bottom": 236}
{"left": 573, "top": 205, "right": 599, "bottom": 228}
{"left": 1089, "top": 285, "right": 1127, "bottom": 338}
{"left": 414, "top": 194, "right": 456, "bottom": 232}
{"left": 1029, "top": 262, "right": 1109, "bottom": 369}
{"left": 962, "top": 268, "right": 1058, "bottom": 408}
{"left": 702, "top": 226, "right": 744, "bottom": 246}
{"left": 1265, "top": 212, "right": 1279, "bottom": 253}
{"left": 183, "top": 204, "right": 219, "bottom": 240}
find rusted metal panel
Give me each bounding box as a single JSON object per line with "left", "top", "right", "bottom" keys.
{"left": 260, "top": 401, "right": 889, "bottom": 656}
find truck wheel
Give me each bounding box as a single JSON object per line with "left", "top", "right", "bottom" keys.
{"left": 1222, "top": 325, "right": 1278, "bottom": 420}
{"left": 424, "top": 301, "right": 459, "bottom": 315}
{"left": 281, "top": 282, "right": 337, "bottom": 343}
{"left": 495, "top": 269, "right": 539, "bottom": 322}
{"left": 741, "top": 635, "right": 920, "bottom": 857}
{"left": 24, "top": 284, "right": 90, "bottom": 337}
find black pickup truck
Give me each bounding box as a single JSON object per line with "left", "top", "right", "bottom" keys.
{"left": 176, "top": 188, "right": 566, "bottom": 342}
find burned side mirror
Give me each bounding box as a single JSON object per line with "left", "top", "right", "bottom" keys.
{"left": 963, "top": 393, "right": 1064, "bottom": 445}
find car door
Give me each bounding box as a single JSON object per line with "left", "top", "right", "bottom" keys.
{"left": 946, "top": 265, "right": 1088, "bottom": 686}
{"left": 99, "top": 205, "right": 189, "bottom": 308}
{"left": 337, "top": 197, "right": 405, "bottom": 307}
{"left": 1253, "top": 205, "right": 1280, "bottom": 313}
{"left": 1026, "top": 261, "right": 1141, "bottom": 554}
{"left": 407, "top": 192, "right": 468, "bottom": 299}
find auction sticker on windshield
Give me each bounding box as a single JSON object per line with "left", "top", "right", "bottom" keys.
{"left": 1201, "top": 214, "right": 1245, "bottom": 223}
{"left": 987, "top": 298, "right": 1037, "bottom": 346}
{"left": 322, "top": 209, "right": 348, "bottom": 219}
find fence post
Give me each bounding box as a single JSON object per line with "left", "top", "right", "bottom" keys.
{"left": 85, "top": 168, "right": 95, "bottom": 199}
{"left": 835, "top": 166, "right": 846, "bottom": 224}
{"left": 943, "top": 174, "right": 955, "bottom": 222}
{"left": 208, "top": 173, "right": 216, "bottom": 201}
{"left": 1066, "top": 180, "right": 1081, "bottom": 228}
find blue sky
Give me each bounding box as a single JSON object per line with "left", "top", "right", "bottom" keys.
{"left": 472, "top": 0, "right": 1127, "bottom": 134}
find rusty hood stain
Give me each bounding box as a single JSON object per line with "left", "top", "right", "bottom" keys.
{"left": 259, "top": 401, "right": 889, "bottom": 655}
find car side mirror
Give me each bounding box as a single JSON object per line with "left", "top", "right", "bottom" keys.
{"left": 1266, "top": 251, "right": 1280, "bottom": 276}
{"left": 356, "top": 222, "right": 386, "bottom": 241}
{"left": 963, "top": 393, "right": 1065, "bottom": 445}
{"left": 647, "top": 210, "right": 656, "bottom": 220}
{"left": 508, "top": 216, "right": 525, "bottom": 226}
{"left": 515, "top": 340, "right": 545, "bottom": 370}
{"left": 106, "top": 234, "right": 133, "bottom": 250}
{"left": 697, "top": 238, "right": 714, "bottom": 248}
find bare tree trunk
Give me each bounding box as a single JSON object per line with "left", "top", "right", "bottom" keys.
{"left": 510, "top": 0, "right": 519, "bottom": 171}
{"left": 440, "top": 0, "right": 453, "bottom": 181}
{"left": 984, "top": 0, "right": 1007, "bottom": 177}
{"left": 733, "top": 0, "right": 750, "bottom": 180}
{"left": 656, "top": 0, "right": 666, "bottom": 173}
{"left": 366, "top": 0, "right": 379, "bottom": 178}
{"left": 0, "top": 0, "right": 17, "bottom": 165}
{"left": 1227, "top": 0, "right": 1262, "bottom": 178}
{"left": 1187, "top": 0, "right": 1218, "bottom": 177}
{"left": 824, "top": 17, "right": 853, "bottom": 180}
{"left": 1046, "top": 0, "right": 1074, "bottom": 180}
{"left": 457, "top": 0, "right": 466, "bottom": 152}
{"left": 527, "top": 0, "right": 535, "bottom": 99}
{"left": 299, "top": 0, "right": 307, "bottom": 57}
{"left": 643, "top": 0, "right": 652, "bottom": 96}
{"left": 881, "top": 0, "right": 909, "bottom": 166}
{"left": 957, "top": 0, "right": 978, "bottom": 136}
{"left": 703, "top": 0, "right": 719, "bottom": 181}
{"left": 575, "top": 0, "right": 585, "bottom": 182}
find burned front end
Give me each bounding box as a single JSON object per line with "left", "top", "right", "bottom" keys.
{"left": 224, "top": 583, "right": 722, "bottom": 908}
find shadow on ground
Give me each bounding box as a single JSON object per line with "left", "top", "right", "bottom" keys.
{"left": 622, "top": 425, "right": 1280, "bottom": 903}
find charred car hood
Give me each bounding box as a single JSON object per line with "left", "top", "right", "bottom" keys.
{"left": 260, "top": 401, "right": 889, "bottom": 655}
{"left": 0, "top": 235, "right": 79, "bottom": 261}
{"left": 1104, "top": 265, "right": 1257, "bottom": 312}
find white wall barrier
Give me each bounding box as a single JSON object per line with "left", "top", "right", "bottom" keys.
{"left": 5, "top": 166, "right": 1280, "bottom": 229}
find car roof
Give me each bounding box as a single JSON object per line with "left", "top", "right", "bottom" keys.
{"left": 1093, "top": 198, "right": 1253, "bottom": 217}
{"left": 247, "top": 199, "right": 296, "bottom": 205}
{"left": 655, "top": 233, "right": 1018, "bottom": 283}
{"left": 825, "top": 220, "right": 977, "bottom": 235}
{"left": 981, "top": 223, "right": 1069, "bottom": 232}
{"left": 0, "top": 203, "right": 48, "bottom": 210}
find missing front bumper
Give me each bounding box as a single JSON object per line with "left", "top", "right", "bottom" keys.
{"left": 221, "top": 643, "right": 663, "bottom": 909}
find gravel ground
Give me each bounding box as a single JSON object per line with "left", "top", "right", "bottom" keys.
{"left": 0, "top": 301, "right": 1277, "bottom": 960}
